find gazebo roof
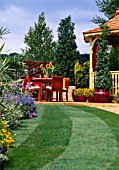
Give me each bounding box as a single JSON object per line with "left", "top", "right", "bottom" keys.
{"left": 83, "top": 8, "right": 119, "bottom": 42}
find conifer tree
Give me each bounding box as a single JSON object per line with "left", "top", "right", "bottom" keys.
{"left": 92, "top": 0, "right": 119, "bottom": 24}
{"left": 54, "top": 16, "right": 79, "bottom": 85}
{"left": 92, "top": 0, "right": 119, "bottom": 72}
{"left": 23, "top": 12, "right": 56, "bottom": 61}
{"left": 95, "top": 24, "right": 112, "bottom": 90}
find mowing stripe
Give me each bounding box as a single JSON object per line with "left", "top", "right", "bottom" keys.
{"left": 5, "top": 104, "right": 72, "bottom": 170}
{"left": 41, "top": 105, "right": 118, "bottom": 170}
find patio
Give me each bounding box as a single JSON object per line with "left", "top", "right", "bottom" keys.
{"left": 35, "top": 86, "right": 119, "bottom": 115}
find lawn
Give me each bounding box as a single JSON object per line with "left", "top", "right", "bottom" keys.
{"left": 4, "top": 104, "right": 119, "bottom": 170}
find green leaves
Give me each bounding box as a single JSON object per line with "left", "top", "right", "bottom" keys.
{"left": 54, "top": 16, "right": 78, "bottom": 85}
{"left": 23, "top": 12, "right": 55, "bottom": 61}
{"left": 92, "top": 0, "right": 118, "bottom": 24}
{"left": 0, "top": 43, "right": 5, "bottom": 53}
{"left": 0, "top": 27, "right": 10, "bottom": 40}
{"left": 95, "top": 24, "right": 112, "bottom": 90}
{"left": 0, "top": 58, "right": 11, "bottom": 83}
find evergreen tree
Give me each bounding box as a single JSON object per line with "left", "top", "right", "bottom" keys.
{"left": 108, "top": 47, "right": 118, "bottom": 71}
{"left": 23, "top": 12, "right": 56, "bottom": 61}
{"left": 95, "top": 24, "right": 112, "bottom": 90}
{"left": 92, "top": 0, "right": 119, "bottom": 72}
{"left": 54, "top": 16, "right": 79, "bottom": 85}
{"left": 92, "top": 0, "right": 119, "bottom": 24}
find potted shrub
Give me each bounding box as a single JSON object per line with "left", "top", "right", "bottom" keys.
{"left": 87, "top": 88, "right": 95, "bottom": 102}
{"left": 115, "top": 89, "right": 119, "bottom": 103}
{"left": 94, "top": 24, "right": 112, "bottom": 103}
{"left": 74, "top": 60, "right": 89, "bottom": 89}
{"left": 74, "top": 88, "right": 88, "bottom": 102}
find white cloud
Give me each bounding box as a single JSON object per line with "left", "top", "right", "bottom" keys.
{"left": 0, "top": 3, "right": 103, "bottom": 54}
{"left": 1, "top": 33, "right": 25, "bottom": 54}
{"left": 0, "top": 5, "right": 38, "bottom": 54}
{"left": 46, "top": 8, "right": 100, "bottom": 53}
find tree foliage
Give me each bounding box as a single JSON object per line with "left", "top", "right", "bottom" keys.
{"left": 74, "top": 60, "right": 90, "bottom": 89}
{"left": 108, "top": 47, "right": 118, "bottom": 71}
{"left": 1, "top": 53, "right": 26, "bottom": 80}
{"left": 92, "top": 0, "right": 119, "bottom": 72}
{"left": 0, "top": 26, "right": 10, "bottom": 40}
{"left": 92, "top": 0, "right": 119, "bottom": 24}
{"left": 95, "top": 24, "right": 112, "bottom": 90}
{"left": 54, "top": 16, "right": 79, "bottom": 85}
{"left": 23, "top": 12, "right": 56, "bottom": 61}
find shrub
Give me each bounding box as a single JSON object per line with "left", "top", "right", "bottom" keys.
{"left": 95, "top": 24, "right": 112, "bottom": 90}
{"left": 74, "top": 88, "right": 88, "bottom": 97}
{"left": 87, "top": 88, "right": 95, "bottom": 97}
{"left": 74, "top": 60, "right": 89, "bottom": 88}
{"left": 115, "top": 89, "right": 119, "bottom": 100}
{"left": 20, "top": 94, "right": 37, "bottom": 118}
{"left": 1, "top": 101, "right": 23, "bottom": 129}
{"left": 1, "top": 83, "right": 37, "bottom": 129}
{"left": 0, "top": 117, "right": 16, "bottom": 159}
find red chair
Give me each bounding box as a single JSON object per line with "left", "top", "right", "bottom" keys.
{"left": 22, "top": 76, "right": 42, "bottom": 101}
{"left": 45, "top": 76, "right": 63, "bottom": 102}
{"left": 22, "top": 76, "right": 31, "bottom": 92}
{"left": 62, "top": 78, "right": 70, "bottom": 101}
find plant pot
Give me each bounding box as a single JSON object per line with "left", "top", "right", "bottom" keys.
{"left": 76, "top": 95, "right": 87, "bottom": 102}
{"left": 72, "top": 89, "right": 77, "bottom": 102}
{"left": 117, "top": 100, "right": 119, "bottom": 104}
{"left": 87, "top": 96, "right": 95, "bottom": 102}
{"left": 94, "top": 89, "right": 110, "bottom": 103}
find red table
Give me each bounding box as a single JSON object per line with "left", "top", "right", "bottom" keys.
{"left": 31, "top": 78, "right": 52, "bottom": 101}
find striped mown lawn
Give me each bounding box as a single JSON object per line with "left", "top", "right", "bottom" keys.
{"left": 5, "top": 104, "right": 119, "bottom": 170}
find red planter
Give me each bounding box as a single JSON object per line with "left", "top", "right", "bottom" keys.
{"left": 87, "top": 96, "right": 95, "bottom": 102}
{"left": 72, "top": 89, "right": 77, "bottom": 102}
{"left": 117, "top": 100, "right": 119, "bottom": 104}
{"left": 94, "top": 89, "right": 110, "bottom": 103}
{"left": 76, "top": 95, "right": 87, "bottom": 102}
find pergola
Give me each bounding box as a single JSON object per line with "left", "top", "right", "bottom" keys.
{"left": 83, "top": 8, "right": 119, "bottom": 96}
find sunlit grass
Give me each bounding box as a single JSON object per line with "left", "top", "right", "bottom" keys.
{"left": 5, "top": 104, "right": 72, "bottom": 169}
{"left": 4, "top": 104, "right": 119, "bottom": 170}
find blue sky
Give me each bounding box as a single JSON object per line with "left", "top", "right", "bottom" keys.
{"left": 0, "top": 0, "right": 104, "bottom": 54}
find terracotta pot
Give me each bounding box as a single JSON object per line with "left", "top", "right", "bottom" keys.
{"left": 87, "top": 96, "right": 95, "bottom": 102}
{"left": 76, "top": 95, "right": 87, "bottom": 102}
{"left": 94, "top": 89, "right": 110, "bottom": 103}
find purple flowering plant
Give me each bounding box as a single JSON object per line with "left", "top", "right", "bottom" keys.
{"left": 1, "top": 82, "right": 37, "bottom": 129}
{"left": 20, "top": 94, "right": 37, "bottom": 118}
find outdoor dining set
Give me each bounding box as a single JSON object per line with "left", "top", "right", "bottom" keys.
{"left": 22, "top": 75, "right": 70, "bottom": 102}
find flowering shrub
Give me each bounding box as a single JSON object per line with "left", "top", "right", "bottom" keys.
{"left": 1, "top": 86, "right": 24, "bottom": 129}
{"left": 20, "top": 94, "right": 37, "bottom": 118}
{"left": 74, "top": 61, "right": 89, "bottom": 88}
{"left": 1, "top": 83, "right": 37, "bottom": 129}
{"left": 1, "top": 101, "right": 23, "bottom": 129}
{"left": 1, "top": 93, "right": 37, "bottom": 120}
{"left": 0, "top": 117, "right": 16, "bottom": 160}
{"left": 116, "top": 89, "right": 119, "bottom": 100}
{"left": 74, "top": 88, "right": 88, "bottom": 97}
{"left": 87, "top": 88, "right": 95, "bottom": 97}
